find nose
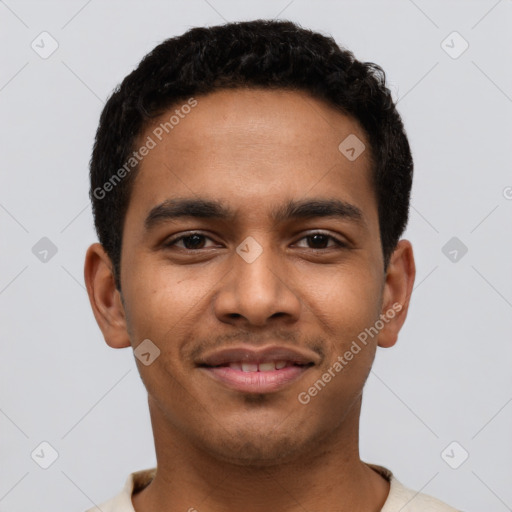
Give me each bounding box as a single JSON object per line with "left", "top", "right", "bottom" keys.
{"left": 212, "top": 240, "right": 302, "bottom": 327}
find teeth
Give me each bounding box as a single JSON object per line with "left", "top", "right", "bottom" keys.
{"left": 258, "top": 362, "right": 276, "bottom": 372}
{"left": 228, "top": 361, "right": 289, "bottom": 372}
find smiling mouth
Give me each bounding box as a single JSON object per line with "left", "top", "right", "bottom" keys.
{"left": 199, "top": 360, "right": 314, "bottom": 393}
{"left": 204, "top": 361, "right": 313, "bottom": 372}
{"left": 196, "top": 345, "right": 318, "bottom": 393}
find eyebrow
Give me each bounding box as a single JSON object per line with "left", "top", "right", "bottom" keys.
{"left": 144, "top": 197, "right": 365, "bottom": 231}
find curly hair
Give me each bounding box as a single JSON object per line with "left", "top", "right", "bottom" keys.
{"left": 89, "top": 19, "right": 413, "bottom": 290}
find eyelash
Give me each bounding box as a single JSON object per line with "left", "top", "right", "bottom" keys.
{"left": 163, "top": 231, "right": 348, "bottom": 251}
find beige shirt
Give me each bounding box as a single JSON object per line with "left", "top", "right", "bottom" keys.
{"left": 86, "top": 464, "right": 460, "bottom": 512}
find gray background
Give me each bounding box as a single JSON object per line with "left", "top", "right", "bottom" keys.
{"left": 1, "top": 0, "right": 511, "bottom": 511}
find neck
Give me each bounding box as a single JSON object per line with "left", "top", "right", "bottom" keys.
{"left": 132, "top": 398, "right": 389, "bottom": 512}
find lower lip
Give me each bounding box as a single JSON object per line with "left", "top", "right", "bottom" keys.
{"left": 200, "top": 365, "right": 311, "bottom": 393}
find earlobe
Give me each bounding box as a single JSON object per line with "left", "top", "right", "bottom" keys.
{"left": 377, "top": 240, "right": 416, "bottom": 349}
{"left": 84, "top": 243, "right": 131, "bottom": 349}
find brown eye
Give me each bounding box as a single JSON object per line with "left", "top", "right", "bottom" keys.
{"left": 164, "top": 232, "right": 216, "bottom": 250}
{"left": 179, "top": 234, "right": 207, "bottom": 249}
{"left": 307, "top": 234, "right": 330, "bottom": 249}
{"left": 295, "top": 232, "right": 346, "bottom": 249}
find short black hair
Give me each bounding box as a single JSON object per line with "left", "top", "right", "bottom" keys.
{"left": 89, "top": 19, "right": 413, "bottom": 290}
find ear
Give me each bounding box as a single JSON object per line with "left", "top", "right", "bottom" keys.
{"left": 377, "top": 239, "right": 416, "bottom": 349}
{"left": 84, "top": 243, "right": 131, "bottom": 349}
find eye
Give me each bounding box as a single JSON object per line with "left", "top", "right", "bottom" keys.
{"left": 163, "top": 231, "right": 347, "bottom": 251}
{"left": 163, "top": 232, "right": 217, "bottom": 250}
{"left": 294, "top": 232, "right": 347, "bottom": 249}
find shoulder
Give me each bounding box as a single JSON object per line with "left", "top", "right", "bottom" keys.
{"left": 367, "top": 464, "right": 461, "bottom": 512}
{"left": 84, "top": 468, "right": 156, "bottom": 512}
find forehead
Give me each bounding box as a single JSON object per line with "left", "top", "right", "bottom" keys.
{"left": 143, "top": 88, "right": 369, "bottom": 160}
{"left": 127, "top": 88, "right": 377, "bottom": 229}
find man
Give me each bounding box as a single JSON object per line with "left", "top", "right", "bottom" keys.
{"left": 84, "top": 19, "right": 459, "bottom": 512}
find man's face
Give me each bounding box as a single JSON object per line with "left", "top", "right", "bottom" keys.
{"left": 118, "top": 88, "right": 390, "bottom": 464}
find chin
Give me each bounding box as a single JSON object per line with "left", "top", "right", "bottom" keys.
{"left": 208, "top": 434, "right": 304, "bottom": 467}
{"left": 195, "top": 417, "right": 322, "bottom": 467}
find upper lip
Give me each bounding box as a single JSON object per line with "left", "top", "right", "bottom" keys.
{"left": 197, "top": 345, "right": 319, "bottom": 367}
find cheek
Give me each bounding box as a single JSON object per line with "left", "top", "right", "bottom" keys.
{"left": 310, "top": 263, "right": 383, "bottom": 330}
{"left": 305, "top": 266, "right": 382, "bottom": 395}
{"left": 122, "top": 257, "right": 207, "bottom": 339}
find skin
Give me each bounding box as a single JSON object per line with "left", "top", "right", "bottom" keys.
{"left": 85, "top": 88, "right": 415, "bottom": 512}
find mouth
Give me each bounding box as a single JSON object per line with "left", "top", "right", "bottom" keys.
{"left": 197, "top": 346, "right": 317, "bottom": 394}
{"left": 212, "top": 360, "right": 308, "bottom": 371}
